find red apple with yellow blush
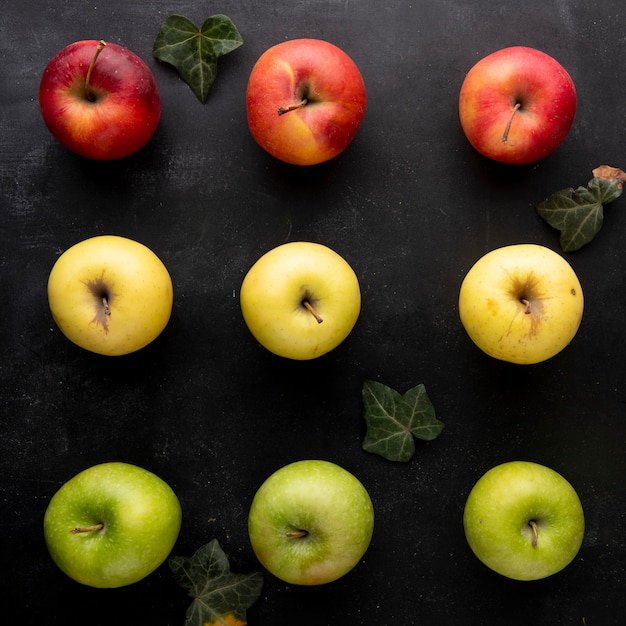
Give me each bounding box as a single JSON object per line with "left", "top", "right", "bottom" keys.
{"left": 246, "top": 39, "right": 366, "bottom": 166}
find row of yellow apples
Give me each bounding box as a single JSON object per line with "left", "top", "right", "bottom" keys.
{"left": 47, "top": 235, "right": 583, "bottom": 365}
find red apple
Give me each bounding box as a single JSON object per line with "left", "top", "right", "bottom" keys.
{"left": 39, "top": 40, "right": 161, "bottom": 160}
{"left": 459, "top": 46, "right": 576, "bottom": 164}
{"left": 246, "top": 39, "right": 366, "bottom": 166}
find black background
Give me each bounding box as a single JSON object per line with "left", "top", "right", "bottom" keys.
{"left": 1, "top": 1, "right": 625, "bottom": 625}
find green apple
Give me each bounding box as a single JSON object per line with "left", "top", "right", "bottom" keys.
{"left": 48, "top": 235, "right": 173, "bottom": 356}
{"left": 240, "top": 242, "right": 361, "bottom": 360}
{"left": 248, "top": 460, "right": 374, "bottom": 585}
{"left": 44, "top": 462, "right": 182, "bottom": 588}
{"left": 458, "top": 244, "right": 583, "bottom": 364}
{"left": 463, "top": 461, "right": 584, "bottom": 581}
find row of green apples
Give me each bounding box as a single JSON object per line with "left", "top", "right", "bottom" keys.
{"left": 45, "top": 457, "right": 583, "bottom": 589}
{"left": 40, "top": 37, "right": 584, "bottom": 596}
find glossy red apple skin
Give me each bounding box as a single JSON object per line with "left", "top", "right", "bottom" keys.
{"left": 246, "top": 39, "right": 366, "bottom": 166}
{"left": 39, "top": 40, "right": 161, "bottom": 160}
{"left": 459, "top": 47, "right": 576, "bottom": 164}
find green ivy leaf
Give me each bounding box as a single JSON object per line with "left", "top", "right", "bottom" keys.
{"left": 169, "top": 539, "right": 263, "bottom": 626}
{"left": 153, "top": 14, "right": 243, "bottom": 103}
{"left": 536, "top": 175, "right": 623, "bottom": 252}
{"left": 362, "top": 380, "right": 444, "bottom": 462}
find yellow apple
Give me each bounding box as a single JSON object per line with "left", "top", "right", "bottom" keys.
{"left": 458, "top": 244, "right": 583, "bottom": 364}
{"left": 240, "top": 242, "right": 361, "bottom": 360}
{"left": 48, "top": 235, "right": 173, "bottom": 356}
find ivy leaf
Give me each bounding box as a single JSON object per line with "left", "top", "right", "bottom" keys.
{"left": 536, "top": 165, "right": 625, "bottom": 252}
{"left": 169, "top": 539, "right": 263, "bottom": 626}
{"left": 153, "top": 14, "right": 243, "bottom": 103}
{"left": 362, "top": 380, "right": 444, "bottom": 462}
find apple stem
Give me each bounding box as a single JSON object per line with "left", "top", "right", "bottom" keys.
{"left": 84, "top": 40, "right": 107, "bottom": 101}
{"left": 303, "top": 300, "right": 323, "bottom": 324}
{"left": 501, "top": 102, "right": 521, "bottom": 144}
{"left": 529, "top": 520, "right": 539, "bottom": 547}
{"left": 70, "top": 523, "right": 104, "bottom": 535}
{"left": 286, "top": 529, "right": 309, "bottom": 538}
{"left": 277, "top": 99, "right": 308, "bottom": 116}
{"left": 520, "top": 298, "right": 532, "bottom": 314}
{"left": 102, "top": 296, "right": 111, "bottom": 316}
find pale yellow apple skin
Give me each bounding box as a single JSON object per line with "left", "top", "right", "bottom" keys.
{"left": 48, "top": 235, "right": 173, "bottom": 356}
{"left": 240, "top": 242, "right": 361, "bottom": 360}
{"left": 459, "top": 244, "right": 583, "bottom": 364}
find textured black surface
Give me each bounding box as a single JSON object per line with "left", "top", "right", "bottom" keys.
{"left": 1, "top": 1, "right": 625, "bottom": 624}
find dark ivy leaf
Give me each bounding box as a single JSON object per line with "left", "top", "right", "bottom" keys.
{"left": 169, "top": 539, "right": 263, "bottom": 626}
{"left": 362, "top": 380, "right": 444, "bottom": 462}
{"left": 536, "top": 171, "right": 624, "bottom": 252}
{"left": 153, "top": 14, "right": 243, "bottom": 103}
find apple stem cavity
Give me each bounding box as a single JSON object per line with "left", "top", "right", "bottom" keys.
{"left": 84, "top": 275, "right": 114, "bottom": 330}
{"left": 277, "top": 99, "right": 308, "bottom": 116}
{"left": 520, "top": 298, "right": 532, "bottom": 314}
{"left": 529, "top": 520, "right": 539, "bottom": 547}
{"left": 303, "top": 300, "right": 323, "bottom": 324}
{"left": 285, "top": 529, "right": 309, "bottom": 538}
{"left": 501, "top": 102, "right": 522, "bottom": 144}
{"left": 84, "top": 40, "right": 107, "bottom": 102}
{"left": 70, "top": 523, "right": 104, "bottom": 535}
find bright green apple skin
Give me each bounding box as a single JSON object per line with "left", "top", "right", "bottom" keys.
{"left": 47, "top": 235, "right": 173, "bottom": 356}
{"left": 44, "top": 462, "right": 182, "bottom": 588}
{"left": 240, "top": 242, "right": 361, "bottom": 360}
{"left": 459, "top": 244, "right": 583, "bottom": 364}
{"left": 463, "top": 461, "right": 584, "bottom": 581}
{"left": 248, "top": 460, "right": 374, "bottom": 585}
